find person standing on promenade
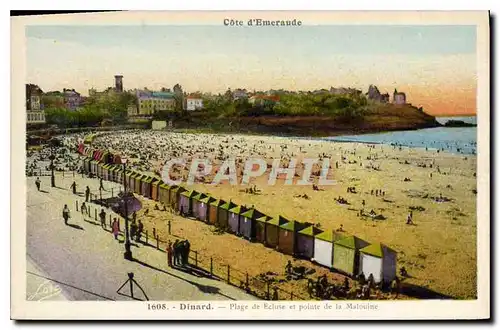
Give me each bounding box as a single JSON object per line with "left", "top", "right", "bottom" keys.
{"left": 173, "top": 239, "right": 180, "bottom": 266}
{"left": 167, "top": 241, "right": 173, "bottom": 267}
{"left": 62, "top": 204, "right": 70, "bottom": 225}
{"left": 99, "top": 177, "right": 105, "bottom": 191}
{"left": 99, "top": 209, "right": 106, "bottom": 228}
{"left": 70, "top": 181, "right": 77, "bottom": 195}
{"left": 35, "top": 177, "right": 41, "bottom": 191}
{"left": 85, "top": 186, "right": 90, "bottom": 202}
{"left": 183, "top": 240, "right": 191, "bottom": 266}
{"left": 112, "top": 218, "right": 119, "bottom": 240}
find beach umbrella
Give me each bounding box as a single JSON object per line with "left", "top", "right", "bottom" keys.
{"left": 105, "top": 191, "right": 142, "bottom": 218}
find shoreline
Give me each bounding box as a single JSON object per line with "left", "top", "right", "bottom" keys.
{"left": 170, "top": 126, "right": 477, "bottom": 156}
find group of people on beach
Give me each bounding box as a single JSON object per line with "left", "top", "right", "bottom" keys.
{"left": 167, "top": 239, "right": 191, "bottom": 267}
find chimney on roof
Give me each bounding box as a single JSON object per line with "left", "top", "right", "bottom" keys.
{"left": 115, "top": 75, "right": 124, "bottom": 93}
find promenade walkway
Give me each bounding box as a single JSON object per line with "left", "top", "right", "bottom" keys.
{"left": 26, "top": 174, "right": 257, "bottom": 301}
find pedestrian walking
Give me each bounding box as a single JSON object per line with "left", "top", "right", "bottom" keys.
{"left": 99, "top": 209, "right": 106, "bottom": 228}
{"left": 70, "top": 181, "right": 77, "bottom": 195}
{"left": 167, "top": 241, "right": 173, "bottom": 267}
{"left": 406, "top": 212, "right": 414, "bottom": 225}
{"left": 81, "top": 202, "right": 87, "bottom": 216}
{"left": 130, "top": 220, "right": 138, "bottom": 241}
{"left": 112, "top": 218, "right": 119, "bottom": 240}
{"left": 85, "top": 186, "right": 90, "bottom": 202}
{"left": 62, "top": 204, "right": 70, "bottom": 225}
{"left": 136, "top": 219, "right": 144, "bottom": 242}
{"left": 99, "top": 178, "right": 105, "bottom": 191}
{"left": 35, "top": 177, "right": 41, "bottom": 191}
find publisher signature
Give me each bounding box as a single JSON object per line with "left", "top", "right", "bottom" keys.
{"left": 27, "top": 280, "right": 63, "bottom": 301}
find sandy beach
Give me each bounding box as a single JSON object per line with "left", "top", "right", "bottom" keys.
{"left": 86, "top": 130, "right": 477, "bottom": 299}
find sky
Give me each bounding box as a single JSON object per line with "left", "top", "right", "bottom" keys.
{"left": 26, "top": 25, "right": 477, "bottom": 116}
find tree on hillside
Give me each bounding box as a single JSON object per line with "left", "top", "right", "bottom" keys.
{"left": 173, "top": 83, "right": 184, "bottom": 113}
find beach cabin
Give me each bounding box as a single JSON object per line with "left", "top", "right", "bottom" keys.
{"left": 127, "top": 172, "right": 137, "bottom": 192}
{"left": 158, "top": 183, "right": 170, "bottom": 206}
{"left": 266, "top": 215, "right": 289, "bottom": 249}
{"left": 110, "top": 166, "right": 118, "bottom": 182}
{"left": 199, "top": 196, "right": 216, "bottom": 223}
{"left": 255, "top": 215, "right": 271, "bottom": 244}
{"left": 135, "top": 174, "right": 146, "bottom": 195}
{"left": 83, "top": 157, "right": 91, "bottom": 174}
{"left": 359, "top": 243, "right": 397, "bottom": 284}
{"left": 90, "top": 160, "right": 98, "bottom": 175}
{"left": 333, "top": 235, "right": 370, "bottom": 277}
{"left": 106, "top": 165, "right": 115, "bottom": 182}
{"left": 296, "top": 225, "right": 323, "bottom": 260}
{"left": 179, "top": 190, "right": 197, "bottom": 216}
{"left": 116, "top": 167, "right": 125, "bottom": 185}
{"left": 111, "top": 166, "right": 118, "bottom": 183}
{"left": 239, "top": 208, "right": 262, "bottom": 240}
{"left": 217, "top": 201, "right": 237, "bottom": 230}
{"left": 100, "top": 164, "right": 108, "bottom": 180}
{"left": 144, "top": 176, "right": 155, "bottom": 198}
{"left": 313, "top": 230, "right": 338, "bottom": 268}
{"left": 96, "top": 162, "right": 102, "bottom": 178}
{"left": 191, "top": 192, "right": 207, "bottom": 219}
{"left": 169, "top": 186, "right": 186, "bottom": 210}
{"left": 208, "top": 199, "right": 225, "bottom": 226}
{"left": 228, "top": 205, "right": 248, "bottom": 235}
{"left": 105, "top": 164, "right": 113, "bottom": 181}
{"left": 129, "top": 172, "right": 138, "bottom": 193}
{"left": 278, "top": 220, "right": 308, "bottom": 256}
{"left": 107, "top": 164, "right": 115, "bottom": 181}
{"left": 151, "top": 179, "right": 161, "bottom": 201}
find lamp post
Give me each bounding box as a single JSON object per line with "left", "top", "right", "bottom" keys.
{"left": 122, "top": 158, "right": 133, "bottom": 260}
{"left": 49, "top": 143, "right": 56, "bottom": 187}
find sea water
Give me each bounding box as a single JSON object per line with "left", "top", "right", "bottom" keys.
{"left": 323, "top": 116, "right": 477, "bottom": 155}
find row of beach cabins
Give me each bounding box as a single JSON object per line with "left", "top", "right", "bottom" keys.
{"left": 80, "top": 146, "right": 397, "bottom": 285}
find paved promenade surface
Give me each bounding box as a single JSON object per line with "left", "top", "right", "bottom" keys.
{"left": 26, "top": 174, "right": 257, "bottom": 301}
